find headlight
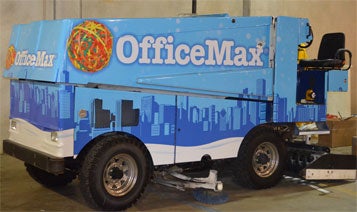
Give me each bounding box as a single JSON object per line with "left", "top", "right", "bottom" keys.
{"left": 10, "top": 120, "right": 17, "bottom": 130}
{"left": 51, "top": 132, "right": 58, "bottom": 142}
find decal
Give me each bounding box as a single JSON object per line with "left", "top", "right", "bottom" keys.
{"left": 116, "top": 35, "right": 265, "bottom": 67}
{"left": 7, "top": 45, "right": 56, "bottom": 69}
{"left": 13, "top": 50, "right": 56, "bottom": 68}
{"left": 73, "top": 78, "right": 271, "bottom": 154}
{"left": 5, "top": 45, "right": 16, "bottom": 69}
{"left": 67, "top": 20, "right": 113, "bottom": 72}
{"left": 10, "top": 80, "right": 75, "bottom": 131}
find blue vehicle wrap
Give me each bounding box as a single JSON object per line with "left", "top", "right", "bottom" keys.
{"left": 4, "top": 14, "right": 345, "bottom": 165}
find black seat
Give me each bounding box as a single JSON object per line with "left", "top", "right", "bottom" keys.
{"left": 299, "top": 32, "right": 352, "bottom": 70}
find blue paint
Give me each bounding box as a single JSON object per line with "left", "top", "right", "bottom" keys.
{"left": 4, "top": 15, "right": 347, "bottom": 160}
{"left": 73, "top": 79, "right": 269, "bottom": 154}
{"left": 326, "top": 70, "right": 348, "bottom": 92}
{"left": 10, "top": 80, "right": 75, "bottom": 131}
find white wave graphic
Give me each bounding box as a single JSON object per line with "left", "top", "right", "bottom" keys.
{"left": 146, "top": 137, "right": 243, "bottom": 165}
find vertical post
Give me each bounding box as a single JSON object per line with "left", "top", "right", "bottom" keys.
{"left": 243, "top": 0, "right": 250, "bottom": 16}
{"left": 192, "top": 0, "right": 197, "bottom": 14}
{"left": 79, "top": 0, "right": 82, "bottom": 18}
{"left": 53, "top": 0, "right": 56, "bottom": 19}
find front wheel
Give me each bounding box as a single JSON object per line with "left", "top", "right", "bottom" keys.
{"left": 79, "top": 134, "right": 152, "bottom": 211}
{"left": 233, "top": 125, "right": 287, "bottom": 189}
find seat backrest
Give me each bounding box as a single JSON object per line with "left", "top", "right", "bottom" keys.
{"left": 317, "top": 32, "right": 345, "bottom": 60}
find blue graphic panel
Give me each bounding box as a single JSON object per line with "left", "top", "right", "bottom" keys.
{"left": 138, "top": 68, "right": 273, "bottom": 99}
{"left": 273, "top": 93, "right": 326, "bottom": 122}
{"left": 326, "top": 70, "right": 348, "bottom": 92}
{"left": 4, "top": 16, "right": 273, "bottom": 100}
{"left": 61, "top": 16, "right": 272, "bottom": 99}
{"left": 272, "top": 17, "right": 326, "bottom": 122}
{"left": 176, "top": 95, "right": 270, "bottom": 147}
{"left": 4, "top": 20, "right": 71, "bottom": 81}
{"left": 74, "top": 87, "right": 176, "bottom": 154}
{"left": 74, "top": 77, "right": 271, "bottom": 154}
{"left": 10, "top": 80, "right": 75, "bottom": 131}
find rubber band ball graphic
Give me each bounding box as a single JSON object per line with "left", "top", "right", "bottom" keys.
{"left": 67, "top": 20, "right": 113, "bottom": 72}
{"left": 5, "top": 45, "right": 16, "bottom": 69}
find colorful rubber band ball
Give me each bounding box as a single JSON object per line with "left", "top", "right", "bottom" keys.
{"left": 67, "top": 20, "right": 113, "bottom": 72}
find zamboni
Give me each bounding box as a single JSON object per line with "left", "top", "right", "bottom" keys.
{"left": 3, "top": 14, "right": 355, "bottom": 210}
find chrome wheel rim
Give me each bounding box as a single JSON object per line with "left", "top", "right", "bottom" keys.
{"left": 252, "top": 142, "right": 279, "bottom": 178}
{"left": 103, "top": 153, "right": 138, "bottom": 197}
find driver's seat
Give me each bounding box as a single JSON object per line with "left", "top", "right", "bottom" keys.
{"left": 299, "top": 32, "right": 352, "bottom": 70}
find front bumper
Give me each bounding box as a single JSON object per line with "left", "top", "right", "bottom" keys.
{"left": 7, "top": 118, "right": 74, "bottom": 158}
{"left": 3, "top": 139, "right": 65, "bottom": 174}
{"left": 4, "top": 118, "right": 75, "bottom": 174}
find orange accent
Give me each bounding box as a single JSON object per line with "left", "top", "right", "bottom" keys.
{"left": 5, "top": 45, "right": 16, "bottom": 69}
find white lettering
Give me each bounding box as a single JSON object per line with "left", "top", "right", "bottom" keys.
{"left": 115, "top": 34, "right": 266, "bottom": 68}
{"left": 164, "top": 36, "right": 175, "bottom": 64}
{"left": 248, "top": 48, "right": 263, "bottom": 66}
{"left": 152, "top": 37, "right": 167, "bottom": 64}
{"left": 36, "top": 51, "right": 46, "bottom": 66}
{"left": 190, "top": 45, "right": 205, "bottom": 65}
{"left": 15, "top": 52, "right": 21, "bottom": 65}
{"left": 139, "top": 36, "right": 154, "bottom": 64}
{"left": 47, "top": 55, "right": 55, "bottom": 67}
{"left": 13, "top": 50, "right": 56, "bottom": 68}
{"left": 175, "top": 44, "right": 190, "bottom": 65}
{"left": 233, "top": 47, "right": 249, "bottom": 66}
{"left": 116, "top": 35, "right": 139, "bottom": 64}
{"left": 205, "top": 40, "right": 234, "bottom": 65}
{"left": 29, "top": 54, "right": 36, "bottom": 66}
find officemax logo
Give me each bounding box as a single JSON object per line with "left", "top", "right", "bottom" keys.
{"left": 14, "top": 50, "right": 56, "bottom": 68}
{"left": 116, "top": 35, "right": 265, "bottom": 67}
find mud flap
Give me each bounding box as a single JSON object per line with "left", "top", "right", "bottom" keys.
{"left": 301, "top": 154, "right": 357, "bottom": 180}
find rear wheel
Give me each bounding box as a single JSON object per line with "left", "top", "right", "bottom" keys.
{"left": 233, "top": 125, "right": 286, "bottom": 189}
{"left": 79, "top": 134, "right": 152, "bottom": 211}
{"left": 252, "top": 141, "right": 280, "bottom": 178}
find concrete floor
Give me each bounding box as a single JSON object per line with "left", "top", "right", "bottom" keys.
{"left": 1, "top": 151, "right": 356, "bottom": 211}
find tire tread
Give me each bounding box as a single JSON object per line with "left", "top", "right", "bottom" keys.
{"left": 79, "top": 133, "right": 152, "bottom": 210}
{"left": 233, "top": 125, "right": 286, "bottom": 189}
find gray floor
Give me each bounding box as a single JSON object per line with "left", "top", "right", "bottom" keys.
{"left": 1, "top": 150, "right": 356, "bottom": 211}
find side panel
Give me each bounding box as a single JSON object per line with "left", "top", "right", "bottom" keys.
{"left": 175, "top": 95, "right": 270, "bottom": 163}
{"left": 326, "top": 70, "right": 348, "bottom": 92}
{"left": 10, "top": 80, "right": 75, "bottom": 131}
{"left": 4, "top": 16, "right": 274, "bottom": 100}
{"left": 138, "top": 68, "right": 273, "bottom": 99}
{"left": 63, "top": 16, "right": 273, "bottom": 98}
{"left": 273, "top": 17, "right": 326, "bottom": 122}
{"left": 4, "top": 20, "right": 71, "bottom": 81}
{"left": 74, "top": 86, "right": 272, "bottom": 165}
{"left": 74, "top": 87, "right": 176, "bottom": 165}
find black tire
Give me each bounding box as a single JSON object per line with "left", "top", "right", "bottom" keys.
{"left": 25, "top": 163, "right": 75, "bottom": 187}
{"left": 79, "top": 133, "right": 152, "bottom": 211}
{"left": 233, "top": 125, "right": 286, "bottom": 189}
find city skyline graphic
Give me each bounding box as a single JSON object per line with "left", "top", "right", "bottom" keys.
{"left": 10, "top": 78, "right": 326, "bottom": 154}
{"left": 10, "top": 80, "right": 74, "bottom": 130}
{"left": 74, "top": 78, "right": 326, "bottom": 153}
